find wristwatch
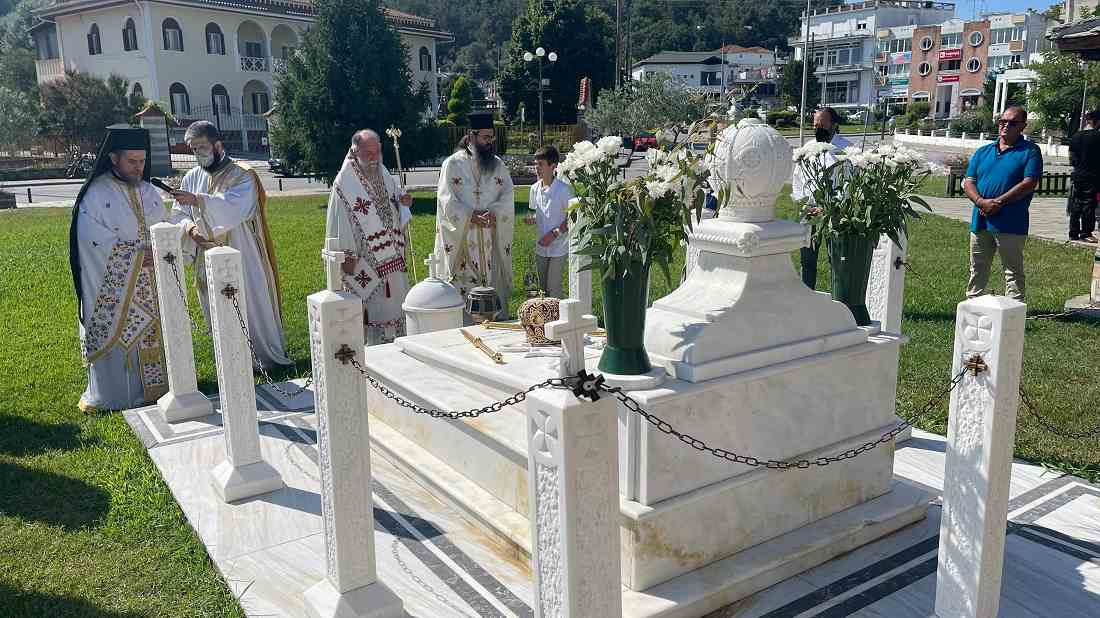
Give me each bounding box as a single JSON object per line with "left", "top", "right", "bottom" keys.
{"left": 552, "top": 228, "right": 561, "bottom": 238}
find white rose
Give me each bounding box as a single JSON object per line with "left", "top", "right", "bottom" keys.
{"left": 597, "top": 136, "right": 623, "bottom": 155}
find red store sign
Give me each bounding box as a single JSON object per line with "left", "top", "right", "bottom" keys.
{"left": 939, "top": 48, "right": 962, "bottom": 61}
{"left": 937, "top": 74, "right": 960, "bottom": 83}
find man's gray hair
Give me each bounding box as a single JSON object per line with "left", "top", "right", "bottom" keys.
{"left": 351, "top": 129, "right": 380, "bottom": 154}
{"left": 184, "top": 120, "right": 222, "bottom": 143}
{"left": 1002, "top": 105, "right": 1028, "bottom": 122}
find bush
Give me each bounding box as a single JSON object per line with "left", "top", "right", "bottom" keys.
{"left": 0, "top": 166, "right": 69, "bottom": 181}
{"left": 950, "top": 108, "right": 995, "bottom": 135}
{"left": 766, "top": 110, "right": 798, "bottom": 127}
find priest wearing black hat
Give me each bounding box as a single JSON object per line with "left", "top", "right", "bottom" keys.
{"left": 433, "top": 111, "right": 515, "bottom": 319}
{"left": 69, "top": 125, "right": 171, "bottom": 413}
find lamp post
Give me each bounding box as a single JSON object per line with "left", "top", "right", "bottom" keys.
{"left": 524, "top": 47, "right": 558, "bottom": 147}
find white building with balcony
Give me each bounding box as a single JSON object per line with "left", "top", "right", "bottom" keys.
{"left": 791, "top": 0, "right": 956, "bottom": 111}
{"left": 30, "top": 0, "right": 452, "bottom": 153}
{"left": 630, "top": 47, "right": 781, "bottom": 106}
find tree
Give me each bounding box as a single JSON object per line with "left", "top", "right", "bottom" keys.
{"left": 272, "top": 0, "right": 440, "bottom": 179}
{"left": 585, "top": 72, "right": 712, "bottom": 155}
{"left": 0, "top": 86, "right": 37, "bottom": 144}
{"left": 498, "top": 0, "right": 614, "bottom": 125}
{"left": 777, "top": 59, "right": 820, "bottom": 109}
{"left": 446, "top": 74, "right": 474, "bottom": 124}
{"left": 38, "top": 71, "right": 135, "bottom": 148}
{"left": 1028, "top": 52, "right": 1100, "bottom": 137}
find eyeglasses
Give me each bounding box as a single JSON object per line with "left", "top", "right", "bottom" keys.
{"left": 997, "top": 119, "right": 1023, "bottom": 127}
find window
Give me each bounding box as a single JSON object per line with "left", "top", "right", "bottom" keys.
{"left": 812, "top": 50, "right": 825, "bottom": 66}
{"left": 132, "top": 83, "right": 143, "bottom": 99}
{"left": 250, "top": 92, "right": 270, "bottom": 114}
{"left": 244, "top": 41, "right": 263, "bottom": 59}
{"left": 205, "top": 24, "right": 224, "bottom": 55}
{"left": 87, "top": 24, "right": 101, "bottom": 55}
{"left": 918, "top": 61, "right": 931, "bottom": 76}
{"left": 211, "top": 85, "right": 230, "bottom": 116}
{"left": 418, "top": 46, "right": 431, "bottom": 71}
{"left": 991, "top": 27, "right": 1024, "bottom": 45}
{"left": 940, "top": 32, "right": 961, "bottom": 48}
{"left": 162, "top": 18, "right": 183, "bottom": 52}
{"left": 987, "top": 54, "right": 1023, "bottom": 72}
{"left": 122, "top": 18, "right": 138, "bottom": 51}
{"left": 169, "top": 82, "right": 189, "bottom": 116}
{"left": 938, "top": 59, "right": 960, "bottom": 72}
{"left": 969, "top": 31, "right": 983, "bottom": 47}
{"left": 857, "top": 22, "right": 867, "bottom": 31}
{"left": 281, "top": 46, "right": 296, "bottom": 60}
{"left": 700, "top": 71, "right": 721, "bottom": 86}
{"left": 920, "top": 36, "right": 934, "bottom": 51}
{"left": 966, "top": 57, "right": 981, "bottom": 73}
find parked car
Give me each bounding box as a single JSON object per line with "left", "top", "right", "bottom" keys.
{"left": 268, "top": 158, "right": 291, "bottom": 176}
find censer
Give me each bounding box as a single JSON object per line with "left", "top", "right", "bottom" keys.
{"left": 464, "top": 224, "right": 503, "bottom": 323}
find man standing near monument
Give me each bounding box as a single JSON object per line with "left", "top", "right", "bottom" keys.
{"left": 963, "top": 106, "right": 1042, "bottom": 302}
{"left": 1068, "top": 110, "right": 1100, "bottom": 243}
{"left": 325, "top": 129, "right": 414, "bottom": 344}
{"left": 791, "top": 107, "right": 850, "bottom": 290}
{"left": 70, "top": 126, "right": 170, "bottom": 412}
{"left": 434, "top": 111, "right": 515, "bottom": 318}
{"left": 169, "top": 121, "right": 291, "bottom": 368}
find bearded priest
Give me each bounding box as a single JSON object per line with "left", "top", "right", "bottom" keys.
{"left": 325, "top": 129, "right": 413, "bottom": 345}
{"left": 434, "top": 111, "right": 515, "bottom": 319}
{"left": 70, "top": 126, "right": 171, "bottom": 412}
{"left": 169, "top": 121, "right": 291, "bottom": 369}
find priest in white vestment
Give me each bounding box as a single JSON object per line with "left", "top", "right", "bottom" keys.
{"left": 325, "top": 129, "right": 413, "bottom": 345}
{"left": 434, "top": 111, "right": 515, "bottom": 319}
{"left": 168, "top": 121, "right": 291, "bottom": 369}
{"left": 70, "top": 126, "right": 170, "bottom": 412}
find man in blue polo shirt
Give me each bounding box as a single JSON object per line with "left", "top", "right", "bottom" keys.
{"left": 963, "top": 105, "right": 1042, "bottom": 301}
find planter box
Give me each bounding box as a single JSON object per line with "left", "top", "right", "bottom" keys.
{"left": 0, "top": 191, "right": 16, "bottom": 209}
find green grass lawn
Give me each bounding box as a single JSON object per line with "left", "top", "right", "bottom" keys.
{"left": 1, "top": 186, "right": 1098, "bottom": 614}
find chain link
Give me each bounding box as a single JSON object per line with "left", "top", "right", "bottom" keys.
{"left": 598, "top": 369, "right": 966, "bottom": 469}
{"left": 163, "top": 253, "right": 207, "bottom": 336}
{"left": 1019, "top": 384, "right": 1100, "bottom": 440}
{"left": 1025, "top": 301, "right": 1100, "bottom": 322}
{"left": 227, "top": 289, "right": 313, "bottom": 398}
{"left": 349, "top": 357, "right": 566, "bottom": 419}
{"left": 390, "top": 538, "right": 479, "bottom": 618}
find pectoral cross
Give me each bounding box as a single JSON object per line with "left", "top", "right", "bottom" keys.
{"left": 321, "top": 237, "right": 346, "bottom": 292}
{"left": 545, "top": 299, "right": 598, "bottom": 378}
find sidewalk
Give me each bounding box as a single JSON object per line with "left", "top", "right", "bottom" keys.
{"left": 919, "top": 194, "right": 1099, "bottom": 249}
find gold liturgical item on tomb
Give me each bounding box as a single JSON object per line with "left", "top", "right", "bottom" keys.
{"left": 482, "top": 320, "right": 525, "bottom": 331}
{"left": 460, "top": 328, "right": 504, "bottom": 364}
{"left": 517, "top": 293, "right": 561, "bottom": 346}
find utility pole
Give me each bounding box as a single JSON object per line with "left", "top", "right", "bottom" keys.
{"left": 615, "top": 0, "right": 623, "bottom": 88}
{"left": 798, "top": 0, "right": 812, "bottom": 146}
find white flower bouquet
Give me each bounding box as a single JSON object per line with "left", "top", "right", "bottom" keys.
{"left": 561, "top": 134, "right": 710, "bottom": 283}
{"left": 793, "top": 142, "right": 933, "bottom": 248}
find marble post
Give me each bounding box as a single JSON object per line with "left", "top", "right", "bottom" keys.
{"left": 303, "top": 287, "right": 403, "bottom": 618}
{"left": 206, "top": 246, "right": 285, "bottom": 502}
{"left": 321, "top": 238, "right": 345, "bottom": 293}
{"left": 545, "top": 298, "right": 597, "bottom": 378}
{"left": 1091, "top": 248, "right": 1100, "bottom": 304}
{"left": 866, "top": 232, "right": 907, "bottom": 335}
{"left": 151, "top": 222, "right": 213, "bottom": 422}
{"left": 933, "top": 295, "right": 1026, "bottom": 618}
{"left": 567, "top": 204, "right": 592, "bottom": 315}
{"left": 526, "top": 387, "right": 621, "bottom": 618}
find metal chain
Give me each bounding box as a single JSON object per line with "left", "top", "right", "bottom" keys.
{"left": 163, "top": 253, "right": 206, "bottom": 336}
{"left": 227, "top": 289, "right": 313, "bottom": 398}
{"left": 1025, "top": 301, "right": 1100, "bottom": 322}
{"left": 1019, "top": 384, "right": 1100, "bottom": 440}
{"left": 349, "top": 356, "right": 566, "bottom": 419}
{"left": 600, "top": 368, "right": 967, "bottom": 470}
{"left": 390, "top": 538, "right": 480, "bottom": 618}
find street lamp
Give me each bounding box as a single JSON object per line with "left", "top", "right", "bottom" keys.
{"left": 524, "top": 46, "right": 558, "bottom": 147}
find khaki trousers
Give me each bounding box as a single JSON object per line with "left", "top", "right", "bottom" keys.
{"left": 967, "top": 230, "right": 1026, "bottom": 302}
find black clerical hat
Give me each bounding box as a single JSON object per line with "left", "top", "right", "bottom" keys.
{"left": 469, "top": 111, "right": 494, "bottom": 130}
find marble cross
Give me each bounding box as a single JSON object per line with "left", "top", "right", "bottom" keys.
{"left": 321, "top": 237, "right": 345, "bottom": 293}
{"left": 545, "top": 298, "right": 598, "bottom": 378}
{"left": 425, "top": 251, "right": 444, "bottom": 280}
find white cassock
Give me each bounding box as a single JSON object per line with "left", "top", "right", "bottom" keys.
{"left": 171, "top": 159, "right": 291, "bottom": 369}
{"left": 75, "top": 175, "right": 171, "bottom": 411}
{"left": 434, "top": 149, "right": 515, "bottom": 318}
{"left": 325, "top": 155, "right": 412, "bottom": 345}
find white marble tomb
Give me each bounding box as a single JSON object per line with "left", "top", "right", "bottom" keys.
{"left": 359, "top": 119, "right": 931, "bottom": 616}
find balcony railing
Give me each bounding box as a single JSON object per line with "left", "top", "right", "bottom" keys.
{"left": 241, "top": 56, "right": 268, "bottom": 72}
{"left": 272, "top": 58, "right": 288, "bottom": 74}
{"left": 35, "top": 58, "right": 64, "bottom": 84}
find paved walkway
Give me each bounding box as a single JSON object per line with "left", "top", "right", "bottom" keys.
{"left": 920, "top": 194, "right": 1100, "bottom": 250}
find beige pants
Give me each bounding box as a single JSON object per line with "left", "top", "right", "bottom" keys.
{"left": 967, "top": 230, "right": 1026, "bottom": 302}
{"left": 536, "top": 254, "right": 566, "bottom": 299}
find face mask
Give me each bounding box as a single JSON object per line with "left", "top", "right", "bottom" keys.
{"left": 815, "top": 127, "right": 834, "bottom": 143}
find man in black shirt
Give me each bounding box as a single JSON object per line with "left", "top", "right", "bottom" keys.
{"left": 1068, "top": 110, "right": 1100, "bottom": 243}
